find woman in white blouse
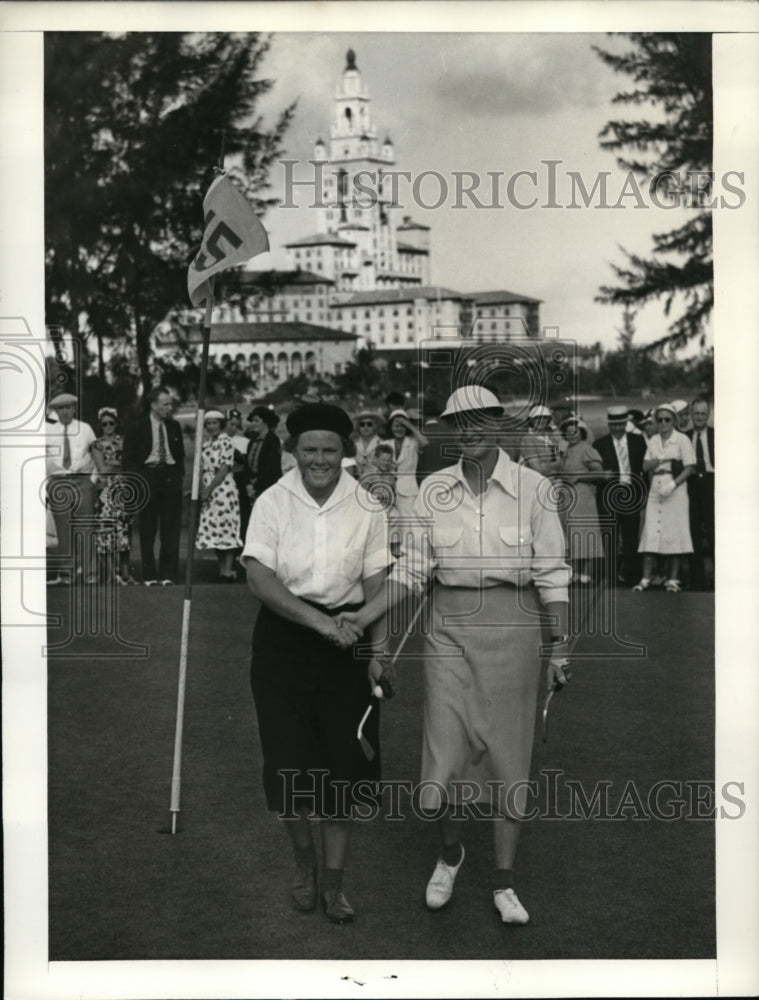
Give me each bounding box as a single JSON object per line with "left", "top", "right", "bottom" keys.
{"left": 382, "top": 408, "right": 428, "bottom": 518}
{"left": 339, "top": 385, "right": 571, "bottom": 926}
{"left": 241, "top": 403, "right": 392, "bottom": 924}
{"left": 634, "top": 403, "right": 696, "bottom": 593}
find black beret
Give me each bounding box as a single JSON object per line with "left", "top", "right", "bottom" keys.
{"left": 286, "top": 403, "right": 353, "bottom": 439}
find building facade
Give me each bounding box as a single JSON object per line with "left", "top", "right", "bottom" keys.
{"left": 154, "top": 320, "right": 358, "bottom": 396}
{"left": 157, "top": 49, "right": 542, "bottom": 385}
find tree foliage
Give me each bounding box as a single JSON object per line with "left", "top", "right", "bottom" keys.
{"left": 45, "top": 32, "right": 295, "bottom": 396}
{"left": 593, "top": 33, "right": 713, "bottom": 352}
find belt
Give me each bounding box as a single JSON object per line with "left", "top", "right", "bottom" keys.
{"left": 143, "top": 462, "right": 176, "bottom": 469}
{"left": 301, "top": 598, "right": 364, "bottom": 618}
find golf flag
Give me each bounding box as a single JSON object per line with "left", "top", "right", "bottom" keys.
{"left": 187, "top": 174, "right": 270, "bottom": 306}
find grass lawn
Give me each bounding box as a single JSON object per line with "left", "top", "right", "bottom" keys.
{"left": 48, "top": 583, "right": 715, "bottom": 961}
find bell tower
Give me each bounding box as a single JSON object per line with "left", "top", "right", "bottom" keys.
{"left": 329, "top": 48, "right": 381, "bottom": 162}
{"left": 309, "top": 50, "right": 398, "bottom": 288}
{"left": 300, "top": 50, "right": 428, "bottom": 292}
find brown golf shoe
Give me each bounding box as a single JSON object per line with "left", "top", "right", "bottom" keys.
{"left": 290, "top": 863, "right": 317, "bottom": 912}
{"left": 321, "top": 889, "right": 355, "bottom": 924}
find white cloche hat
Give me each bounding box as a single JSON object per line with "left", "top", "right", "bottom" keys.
{"left": 440, "top": 386, "right": 504, "bottom": 419}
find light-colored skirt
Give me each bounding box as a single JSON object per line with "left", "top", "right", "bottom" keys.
{"left": 420, "top": 583, "right": 543, "bottom": 818}
{"left": 638, "top": 476, "right": 693, "bottom": 554}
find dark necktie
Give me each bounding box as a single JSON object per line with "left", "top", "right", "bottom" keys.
{"left": 62, "top": 424, "right": 72, "bottom": 469}
{"left": 158, "top": 421, "right": 167, "bottom": 463}
{"left": 695, "top": 432, "right": 706, "bottom": 475}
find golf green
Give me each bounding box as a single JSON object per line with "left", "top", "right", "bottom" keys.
{"left": 48, "top": 583, "right": 715, "bottom": 960}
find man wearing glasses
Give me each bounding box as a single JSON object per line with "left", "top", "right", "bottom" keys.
{"left": 594, "top": 404, "right": 647, "bottom": 586}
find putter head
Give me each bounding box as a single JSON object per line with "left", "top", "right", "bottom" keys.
{"left": 357, "top": 703, "right": 375, "bottom": 761}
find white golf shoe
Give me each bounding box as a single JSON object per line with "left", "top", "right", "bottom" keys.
{"left": 425, "top": 846, "right": 465, "bottom": 910}
{"left": 493, "top": 888, "right": 529, "bottom": 924}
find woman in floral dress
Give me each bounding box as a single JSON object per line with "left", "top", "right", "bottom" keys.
{"left": 196, "top": 410, "right": 242, "bottom": 582}
{"left": 91, "top": 407, "right": 135, "bottom": 584}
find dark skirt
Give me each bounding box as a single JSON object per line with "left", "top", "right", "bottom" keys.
{"left": 250, "top": 602, "right": 380, "bottom": 819}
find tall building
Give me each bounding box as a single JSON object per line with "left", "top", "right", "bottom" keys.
{"left": 156, "top": 49, "right": 542, "bottom": 386}
{"left": 284, "top": 48, "right": 430, "bottom": 291}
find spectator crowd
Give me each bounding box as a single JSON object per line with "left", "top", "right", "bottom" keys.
{"left": 44, "top": 386, "right": 714, "bottom": 594}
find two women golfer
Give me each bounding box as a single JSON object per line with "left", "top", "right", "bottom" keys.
{"left": 242, "top": 389, "right": 571, "bottom": 925}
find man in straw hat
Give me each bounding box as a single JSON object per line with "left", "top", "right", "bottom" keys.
{"left": 338, "top": 384, "right": 571, "bottom": 925}
{"left": 594, "top": 404, "right": 648, "bottom": 586}
{"left": 46, "top": 392, "right": 98, "bottom": 585}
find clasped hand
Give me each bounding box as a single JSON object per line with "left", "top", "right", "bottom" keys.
{"left": 320, "top": 610, "right": 365, "bottom": 648}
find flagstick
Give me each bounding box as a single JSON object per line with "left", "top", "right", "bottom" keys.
{"left": 169, "top": 283, "right": 215, "bottom": 834}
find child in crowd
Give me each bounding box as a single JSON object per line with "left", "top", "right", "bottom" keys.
{"left": 361, "top": 443, "right": 401, "bottom": 557}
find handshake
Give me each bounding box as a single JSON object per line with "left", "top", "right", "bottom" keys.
{"left": 320, "top": 610, "right": 365, "bottom": 649}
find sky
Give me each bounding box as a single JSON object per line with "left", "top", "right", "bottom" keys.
{"left": 252, "top": 31, "right": 711, "bottom": 353}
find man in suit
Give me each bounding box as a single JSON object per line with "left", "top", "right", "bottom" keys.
{"left": 687, "top": 397, "right": 715, "bottom": 590}
{"left": 123, "top": 387, "right": 185, "bottom": 585}
{"left": 594, "top": 404, "right": 648, "bottom": 586}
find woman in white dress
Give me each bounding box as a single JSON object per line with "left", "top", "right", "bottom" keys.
{"left": 382, "top": 408, "right": 428, "bottom": 518}
{"left": 634, "top": 403, "right": 696, "bottom": 593}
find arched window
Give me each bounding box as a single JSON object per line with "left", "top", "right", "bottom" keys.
{"left": 277, "top": 351, "right": 289, "bottom": 379}
{"left": 263, "top": 352, "right": 275, "bottom": 374}
{"left": 291, "top": 352, "right": 302, "bottom": 377}
{"left": 305, "top": 351, "right": 317, "bottom": 375}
